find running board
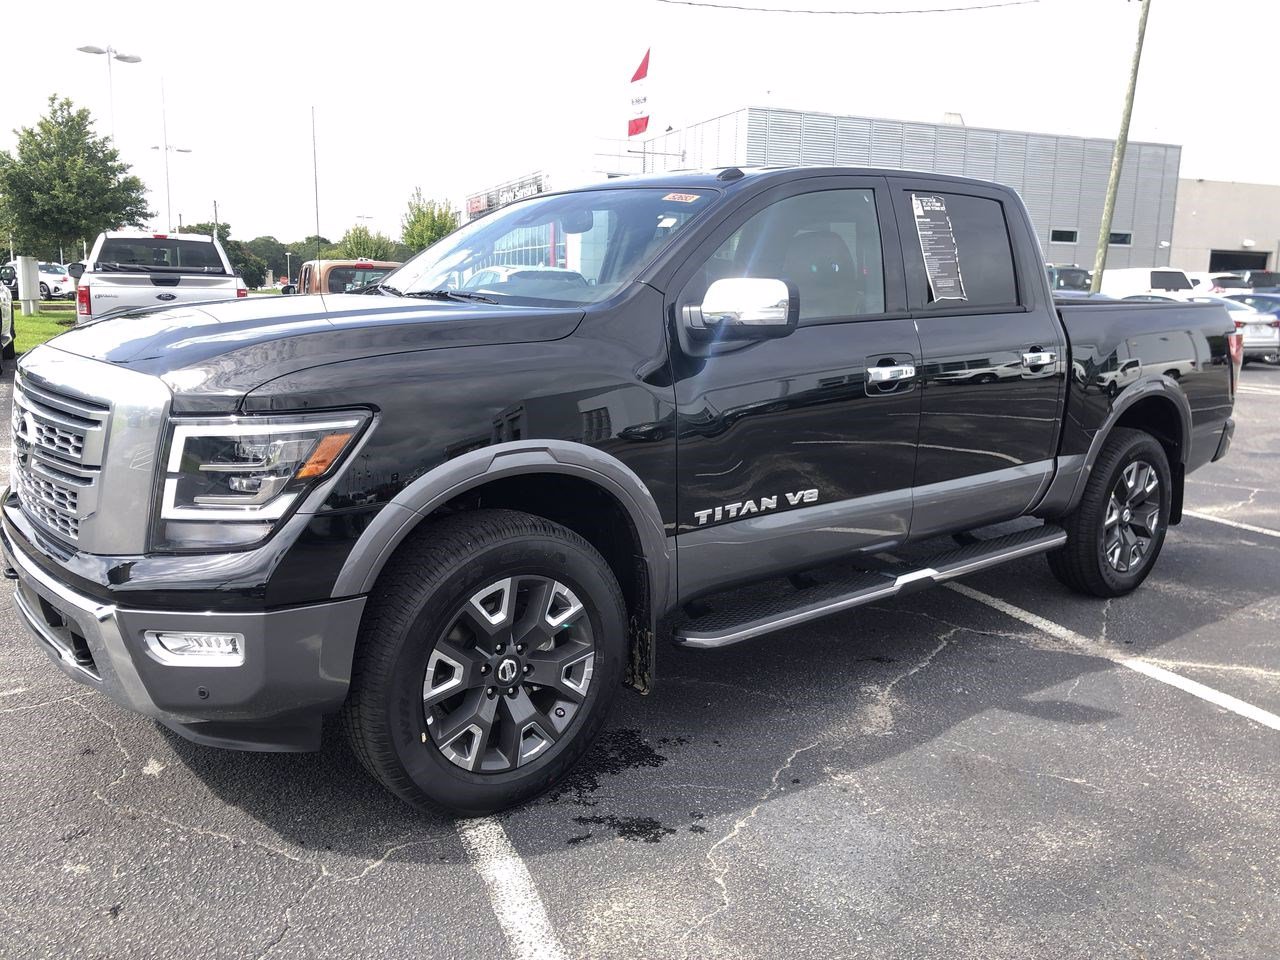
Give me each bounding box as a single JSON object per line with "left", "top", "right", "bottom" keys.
{"left": 673, "top": 524, "right": 1067, "bottom": 649}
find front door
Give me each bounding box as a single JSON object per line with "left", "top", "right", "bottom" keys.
{"left": 888, "top": 178, "right": 1067, "bottom": 539}
{"left": 667, "top": 176, "right": 922, "bottom": 601}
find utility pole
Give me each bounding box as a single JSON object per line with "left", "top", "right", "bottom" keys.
{"left": 1090, "top": 0, "right": 1152, "bottom": 294}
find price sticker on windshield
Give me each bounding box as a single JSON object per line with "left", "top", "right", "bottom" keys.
{"left": 662, "top": 193, "right": 701, "bottom": 203}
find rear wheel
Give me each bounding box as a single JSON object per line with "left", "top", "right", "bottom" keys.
{"left": 38, "top": 282, "right": 50, "bottom": 300}
{"left": 1048, "top": 427, "right": 1171, "bottom": 598}
{"left": 341, "top": 509, "right": 627, "bottom": 814}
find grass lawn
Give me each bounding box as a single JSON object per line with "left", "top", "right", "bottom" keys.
{"left": 14, "top": 310, "right": 76, "bottom": 354}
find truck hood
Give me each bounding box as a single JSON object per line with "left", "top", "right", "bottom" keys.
{"left": 47, "top": 293, "right": 584, "bottom": 412}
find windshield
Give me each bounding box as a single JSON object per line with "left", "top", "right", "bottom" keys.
{"left": 1051, "top": 267, "right": 1090, "bottom": 291}
{"left": 96, "top": 237, "right": 227, "bottom": 274}
{"left": 383, "top": 187, "right": 713, "bottom": 305}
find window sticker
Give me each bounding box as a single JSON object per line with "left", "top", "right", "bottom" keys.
{"left": 911, "top": 194, "right": 967, "bottom": 301}
{"left": 662, "top": 193, "right": 701, "bottom": 203}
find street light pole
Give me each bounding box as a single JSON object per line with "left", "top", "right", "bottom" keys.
{"left": 75, "top": 45, "right": 142, "bottom": 139}
{"left": 1090, "top": 0, "right": 1153, "bottom": 293}
{"left": 150, "top": 79, "right": 193, "bottom": 232}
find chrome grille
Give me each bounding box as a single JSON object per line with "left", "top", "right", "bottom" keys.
{"left": 11, "top": 371, "right": 110, "bottom": 543}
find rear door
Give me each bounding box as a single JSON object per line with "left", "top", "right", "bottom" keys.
{"left": 888, "top": 178, "right": 1067, "bottom": 538}
{"left": 668, "top": 175, "right": 922, "bottom": 599}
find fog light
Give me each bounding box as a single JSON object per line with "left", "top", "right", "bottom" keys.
{"left": 143, "top": 631, "right": 245, "bottom": 666}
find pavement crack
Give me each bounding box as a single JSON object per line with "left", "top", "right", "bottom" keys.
{"left": 1, "top": 691, "right": 93, "bottom": 714}
{"left": 1099, "top": 598, "right": 1114, "bottom": 646}
{"left": 858, "top": 633, "right": 955, "bottom": 736}
{"left": 680, "top": 739, "right": 822, "bottom": 950}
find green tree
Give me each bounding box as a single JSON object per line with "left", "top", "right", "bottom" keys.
{"left": 183, "top": 221, "right": 267, "bottom": 288}
{"left": 0, "top": 95, "right": 151, "bottom": 258}
{"left": 286, "top": 235, "right": 338, "bottom": 265}
{"left": 401, "top": 188, "right": 458, "bottom": 252}
{"left": 338, "top": 224, "right": 395, "bottom": 261}
{"left": 246, "top": 235, "right": 288, "bottom": 279}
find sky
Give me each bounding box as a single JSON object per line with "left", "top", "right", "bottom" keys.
{"left": 4, "top": 0, "right": 1278, "bottom": 246}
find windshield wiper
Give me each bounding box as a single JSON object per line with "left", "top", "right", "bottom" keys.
{"left": 403, "top": 289, "right": 498, "bottom": 305}
{"left": 350, "top": 281, "right": 402, "bottom": 296}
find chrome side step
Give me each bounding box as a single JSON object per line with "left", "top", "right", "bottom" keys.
{"left": 673, "top": 524, "right": 1067, "bottom": 649}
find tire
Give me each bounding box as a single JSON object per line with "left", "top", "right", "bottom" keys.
{"left": 341, "top": 508, "right": 627, "bottom": 815}
{"left": 1048, "top": 427, "right": 1172, "bottom": 598}
{"left": 39, "top": 282, "right": 50, "bottom": 300}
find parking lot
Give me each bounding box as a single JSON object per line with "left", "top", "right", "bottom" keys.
{"left": 0, "top": 362, "right": 1276, "bottom": 960}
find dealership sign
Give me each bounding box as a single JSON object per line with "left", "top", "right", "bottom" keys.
{"left": 466, "top": 173, "right": 547, "bottom": 219}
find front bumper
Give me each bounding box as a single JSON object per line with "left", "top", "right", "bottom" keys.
{"left": 2, "top": 524, "right": 365, "bottom": 752}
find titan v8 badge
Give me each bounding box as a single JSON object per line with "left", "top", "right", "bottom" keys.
{"left": 693, "top": 488, "right": 818, "bottom": 526}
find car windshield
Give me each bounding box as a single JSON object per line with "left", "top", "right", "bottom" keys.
{"left": 383, "top": 187, "right": 713, "bottom": 305}
{"left": 1052, "top": 267, "right": 1090, "bottom": 291}
{"left": 96, "top": 237, "right": 227, "bottom": 274}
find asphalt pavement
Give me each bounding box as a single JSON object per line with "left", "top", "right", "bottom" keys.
{"left": 1, "top": 362, "right": 1277, "bottom": 959}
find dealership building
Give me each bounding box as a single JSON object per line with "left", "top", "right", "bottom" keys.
{"left": 463, "top": 106, "right": 1279, "bottom": 277}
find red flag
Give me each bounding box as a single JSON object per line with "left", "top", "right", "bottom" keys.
{"left": 628, "top": 48, "right": 650, "bottom": 138}
{"left": 631, "top": 49, "right": 650, "bottom": 83}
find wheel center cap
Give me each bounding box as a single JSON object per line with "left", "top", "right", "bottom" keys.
{"left": 496, "top": 657, "right": 519, "bottom": 684}
{"left": 1122, "top": 508, "right": 1132, "bottom": 523}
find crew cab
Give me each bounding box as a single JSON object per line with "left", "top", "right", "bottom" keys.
{"left": 75, "top": 231, "right": 247, "bottom": 322}
{"left": 3, "top": 168, "right": 1240, "bottom": 815}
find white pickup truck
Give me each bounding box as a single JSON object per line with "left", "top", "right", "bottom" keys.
{"left": 74, "top": 231, "right": 247, "bottom": 323}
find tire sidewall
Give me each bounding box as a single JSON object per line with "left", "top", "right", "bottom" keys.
{"left": 377, "top": 534, "right": 625, "bottom": 813}
{"left": 1094, "top": 435, "right": 1172, "bottom": 593}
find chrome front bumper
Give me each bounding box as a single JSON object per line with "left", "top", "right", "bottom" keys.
{"left": 4, "top": 522, "right": 162, "bottom": 717}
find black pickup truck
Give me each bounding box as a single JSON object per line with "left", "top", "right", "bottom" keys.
{"left": 3, "top": 168, "right": 1240, "bottom": 814}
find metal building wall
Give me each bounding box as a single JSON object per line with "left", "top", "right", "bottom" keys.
{"left": 643, "top": 106, "right": 1180, "bottom": 269}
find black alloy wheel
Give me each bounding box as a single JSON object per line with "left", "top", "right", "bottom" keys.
{"left": 1048, "top": 427, "right": 1171, "bottom": 598}
{"left": 424, "top": 575, "right": 596, "bottom": 773}
{"left": 1102, "top": 460, "right": 1161, "bottom": 574}
{"left": 342, "top": 509, "right": 626, "bottom": 814}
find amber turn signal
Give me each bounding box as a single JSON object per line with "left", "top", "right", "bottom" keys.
{"left": 295, "top": 432, "right": 354, "bottom": 479}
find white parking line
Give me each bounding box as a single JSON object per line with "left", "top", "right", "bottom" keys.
{"left": 1182, "top": 510, "right": 1280, "bottom": 539}
{"left": 456, "top": 817, "right": 568, "bottom": 960}
{"left": 947, "top": 582, "right": 1280, "bottom": 732}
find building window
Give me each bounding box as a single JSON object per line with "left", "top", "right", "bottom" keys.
{"left": 1050, "top": 229, "right": 1078, "bottom": 244}
{"left": 1108, "top": 232, "right": 1133, "bottom": 246}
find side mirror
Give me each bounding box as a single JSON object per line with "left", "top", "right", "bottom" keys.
{"left": 280, "top": 284, "right": 296, "bottom": 295}
{"left": 66, "top": 262, "right": 85, "bottom": 280}
{"left": 0, "top": 265, "right": 14, "bottom": 284}
{"left": 682, "top": 277, "right": 798, "bottom": 341}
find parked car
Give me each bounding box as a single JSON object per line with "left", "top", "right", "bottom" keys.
{"left": 1, "top": 261, "right": 75, "bottom": 300}
{"left": 3, "top": 168, "right": 1240, "bottom": 814}
{"left": 1237, "top": 270, "right": 1280, "bottom": 293}
{"left": 1187, "top": 272, "right": 1251, "bottom": 296}
{"left": 281, "top": 259, "right": 400, "bottom": 296}
{"left": 74, "top": 231, "right": 247, "bottom": 322}
{"left": 1045, "top": 264, "right": 1091, "bottom": 293}
{"left": 1225, "top": 293, "right": 1280, "bottom": 363}
{"left": 1099, "top": 267, "right": 1195, "bottom": 300}
{"left": 0, "top": 269, "right": 14, "bottom": 365}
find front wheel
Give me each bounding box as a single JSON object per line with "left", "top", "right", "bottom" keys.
{"left": 341, "top": 509, "right": 627, "bottom": 814}
{"left": 39, "top": 282, "right": 50, "bottom": 300}
{"left": 1048, "top": 427, "right": 1171, "bottom": 598}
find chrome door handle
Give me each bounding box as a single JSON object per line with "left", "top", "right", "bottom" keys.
{"left": 1022, "top": 351, "right": 1057, "bottom": 367}
{"left": 867, "top": 364, "right": 916, "bottom": 383}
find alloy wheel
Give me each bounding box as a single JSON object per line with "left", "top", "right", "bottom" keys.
{"left": 1102, "top": 459, "right": 1161, "bottom": 573}
{"left": 423, "top": 575, "right": 595, "bottom": 773}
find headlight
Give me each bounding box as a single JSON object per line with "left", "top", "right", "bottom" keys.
{"left": 155, "top": 413, "right": 368, "bottom": 550}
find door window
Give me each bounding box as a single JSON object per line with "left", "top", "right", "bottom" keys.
{"left": 910, "top": 193, "right": 1018, "bottom": 309}
{"left": 681, "top": 189, "right": 885, "bottom": 322}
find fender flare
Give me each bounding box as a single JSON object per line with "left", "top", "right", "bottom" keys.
{"left": 330, "top": 440, "right": 673, "bottom": 617}
{"left": 1065, "top": 375, "right": 1192, "bottom": 511}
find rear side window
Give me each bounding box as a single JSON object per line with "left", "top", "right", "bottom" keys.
{"left": 1149, "top": 270, "right": 1191, "bottom": 291}
{"left": 326, "top": 266, "right": 393, "bottom": 293}
{"left": 911, "top": 193, "right": 1018, "bottom": 308}
{"left": 96, "top": 238, "right": 227, "bottom": 274}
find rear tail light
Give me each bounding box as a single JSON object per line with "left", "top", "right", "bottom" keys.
{"left": 1226, "top": 331, "right": 1243, "bottom": 399}
{"left": 1269, "top": 319, "right": 1280, "bottom": 329}
{"left": 60, "top": 275, "right": 70, "bottom": 283}
{"left": 1234, "top": 319, "right": 1245, "bottom": 329}
{"left": 236, "top": 288, "right": 248, "bottom": 298}
{"left": 77, "top": 284, "right": 91, "bottom": 317}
